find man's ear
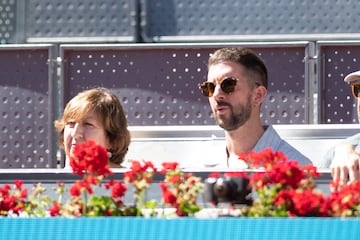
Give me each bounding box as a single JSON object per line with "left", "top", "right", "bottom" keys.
{"left": 253, "top": 86, "right": 267, "bottom": 105}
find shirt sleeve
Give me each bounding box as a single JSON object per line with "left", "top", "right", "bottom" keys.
{"left": 322, "top": 133, "right": 360, "bottom": 168}
{"left": 253, "top": 125, "right": 312, "bottom": 166}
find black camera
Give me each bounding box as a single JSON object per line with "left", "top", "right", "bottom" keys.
{"left": 203, "top": 175, "right": 252, "bottom": 206}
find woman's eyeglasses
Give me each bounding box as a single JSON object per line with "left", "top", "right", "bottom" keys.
{"left": 351, "top": 83, "right": 360, "bottom": 98}
{"left": 199, "top": 77, "right": 238, "bottom": 97}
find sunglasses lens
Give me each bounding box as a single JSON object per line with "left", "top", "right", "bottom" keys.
{"left": 200, "top": 82, "right": 215, "bottom": 97}
{"left": 221, "top": 77, "right": 237, "bottom": 94}
{"left": 353, "top": 84, "right": 360, "bottom": 98}
{"left": 199, "top": 77, "right": 238, "bottom": 97}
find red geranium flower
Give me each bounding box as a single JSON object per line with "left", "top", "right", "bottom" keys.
{"left": 70, "top": 140, "right": 112, "bottom": 177}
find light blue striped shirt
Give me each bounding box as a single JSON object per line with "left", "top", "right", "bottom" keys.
{"left": 197, "top": 125, "right": 312, "bottom": 169}
{"left": 252, "top": 125, "right": 312, "bottom": 166}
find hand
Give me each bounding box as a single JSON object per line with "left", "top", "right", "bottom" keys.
{"left": 330, "top": 144, "right": 360, "bottom": 191}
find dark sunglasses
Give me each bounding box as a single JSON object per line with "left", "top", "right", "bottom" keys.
{"left": 199, "top": 77, "right": 239, "bottom": 97}
{"left": 351, "top": 83, "right": 360, "bottom": 98}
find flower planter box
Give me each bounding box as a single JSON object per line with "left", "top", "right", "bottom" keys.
{"left": 0, "top": 217, "right": 359, "bottom": 240}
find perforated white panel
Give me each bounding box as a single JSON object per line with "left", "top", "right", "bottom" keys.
{"left": 25, "top": 0, "right": 137, "bottom": 42}
{"left": 318, "top": 42, "right": 360, "bottom": 124}
{"left": 141, "top": 0, "right": 360, "bottom": 41}
{"left": 0, "top": 0, "right": 16, "bottom": 43}
{"left": 0, "top": 46, "right": 56, "bottom": 168}
{"left": 61, "top": 43, "right": 310, "bottom": 126}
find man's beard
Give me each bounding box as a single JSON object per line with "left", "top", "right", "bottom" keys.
{"left": 214, "top": 95, "right": 252, "bottom": 131}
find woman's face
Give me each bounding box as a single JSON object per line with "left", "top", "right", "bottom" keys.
{"left": 63, "top": 110, "right": 110, "bottom": 163}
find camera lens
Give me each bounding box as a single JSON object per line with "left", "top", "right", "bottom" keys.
{"left": 203, "top": 175, "right": 252, "bottom": 206}
{"left": 214, "top": 178, "right": 230, "bottom": 198}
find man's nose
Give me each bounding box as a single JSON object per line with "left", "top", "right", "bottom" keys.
{"left": 212, "top": 84, "right": 225, "bottom": 99}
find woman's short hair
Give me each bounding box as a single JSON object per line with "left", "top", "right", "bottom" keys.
{"left": 54, "top": 87, "right": 131, "bottom": 165}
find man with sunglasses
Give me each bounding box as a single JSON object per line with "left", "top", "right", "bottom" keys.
{"left": 325, "top": 70, "right": 360, "bottom": 190}
{"left": 197, "top": 47, "right": 311, "bottom": 168}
